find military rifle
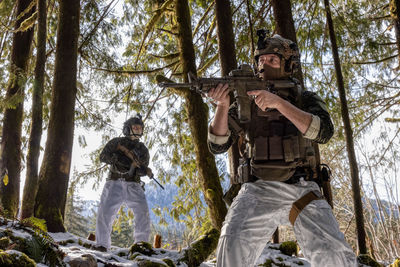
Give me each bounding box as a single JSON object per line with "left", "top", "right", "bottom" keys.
{"left": 158, "top": 64, "right": 298, "bottom": 123}
{"left": 117, "top": 144, "right": 165, "bottom": 190}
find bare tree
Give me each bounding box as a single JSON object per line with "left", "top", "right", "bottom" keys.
{"left": 323, "top": 0, "right": 367, "bottom": 254}
{"left": 34, "top": 0, "right": 80, "bottom": 232}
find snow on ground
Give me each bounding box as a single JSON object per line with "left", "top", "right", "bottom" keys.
{"left": 1, "top": 218, "right": 311, "bottom": 266}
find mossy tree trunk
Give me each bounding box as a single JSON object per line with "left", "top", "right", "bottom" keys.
{"left": 34, "top": 0, "right": 80, "bottom": 232}
{"left": 180, "top": 229, "right": 220, "bottom": 267}
{"left": 215, "top": 0, "right": 241, "bottom": 203}
{"left": 175, "top": 0, "right": 227, "bottom": 230}
{"left": 323, "top": 0, "right": 367, "bottom": 254}
{"left": 0, "top": 0, "right": 35, "bottom": 217}
{"left": 21, "top": 0, "right": 47, "bottom": 220}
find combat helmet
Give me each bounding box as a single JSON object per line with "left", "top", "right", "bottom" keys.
{"left": 123, "top": 113, "right": 144, "bottom": 137}
{"left": 254, "top": 29, "right": 300, "bottom": 78}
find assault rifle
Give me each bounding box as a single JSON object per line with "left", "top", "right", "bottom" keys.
{"left": 117, "top": 144, "right": 165, "bottom": 190}
{"left": 158, "top": 64, "right": 298, "bottom": 123}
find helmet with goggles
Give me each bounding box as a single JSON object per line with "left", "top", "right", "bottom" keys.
{"left": 254, "top": 29, "right": 300, "bottom": 78}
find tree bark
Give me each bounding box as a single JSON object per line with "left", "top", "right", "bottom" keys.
{"left": 270, "top": 0, "right": 304, "bottom": 86}
{"left": 215, "top": 0, "right": 241, "bottom": 203}
{"left": 175, "top": 0, "right": 227, "bottom": 230}
{"left": 21, "top": 0, "right": 47, "bottom": 220}
{"left": 323, "top": 0, "right": 367, "bottom": 254}
{"left": 390, "top": 0, "right": 400, "bottom": 66}
{"left": 34, "top": 0, "right": 80, "bottom": 232}
{"left": 0, "top": 0, "right": 35, "bottom": 217}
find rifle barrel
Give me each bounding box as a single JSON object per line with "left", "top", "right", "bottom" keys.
{"left": 158, "top": 82, "right": 193, "bottom": 88}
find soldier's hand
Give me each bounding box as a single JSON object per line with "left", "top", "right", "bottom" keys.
{"left": 207, "top": 83, "right": 230, "bottom": 108}
{"left": 146, "top": 167, "right": 153, "bottom": 177}
{"left": 247, "top": 90, "right": 283, "bottom": 111}
{"left": 131, "top": 159, "right": 140, "bottom": 168}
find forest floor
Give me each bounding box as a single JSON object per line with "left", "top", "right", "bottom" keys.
{"left": 2, "top": 216, "right": 394, "bottom": 266}
{"left": 0, "top": 216, "right": 312, "bottom": 266}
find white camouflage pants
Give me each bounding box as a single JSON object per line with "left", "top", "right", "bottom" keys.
{"left": 96, "top": 179, "right": 150, "bottom": 249}
{"left": 216, "top": 179, "right": 357, "bottom": 267}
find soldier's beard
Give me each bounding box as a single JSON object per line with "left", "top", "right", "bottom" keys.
{"left": 259, "top": 64, "right": 284, "bottom": 80}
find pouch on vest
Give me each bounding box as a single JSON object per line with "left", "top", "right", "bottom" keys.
{"left": 236, "top": 157, "right": 250, "bottom": 184}
{"left": 250, "top": 160, "right": 299, "bottom": 181}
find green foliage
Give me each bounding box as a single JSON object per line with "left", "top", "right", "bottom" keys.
{"left": 390, "top": 258, "right": 400, "bottom": 267}
{"left": 0, "top": 250, "right": 36, "bottom": 267}
{"left": 258, "top": 258, "right": 292, "bottom": 267}
{"left": 0, "top": 219, "right": 66, "bottom": 266}
{"left": 162, "top": 258, "right": 175, "bottom": 267}
{"left": 357, "top": 254, "right": 383, "bottom": 267}
{"left": 279, "top": 241, "right": 298, "bottom": 256}
{"left": 0, "top": 237, "right": 10, "bottom": 250}
{"left": 180, "top": 228, "right": 219, "bottom": 266}
{"left": 21, "top": 217, "right": 47, "bottom": 233}
{"left": 129, "top": 241, "right": 155, "bottom": 257}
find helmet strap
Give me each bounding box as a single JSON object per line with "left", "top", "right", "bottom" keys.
{"left": 260, "top": 64, "right": 286, "bottom": 80}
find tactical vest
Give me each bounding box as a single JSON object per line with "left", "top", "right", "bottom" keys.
{"left": 239, "top": 81, "right": 317, "bottom": 182}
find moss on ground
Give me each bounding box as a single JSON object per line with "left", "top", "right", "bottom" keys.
{"left": 129, "top": 241, "right": 155, "bottom": 256}
{"left": 279, "top": 241, "right": 298, "bottom": 256}
{"left": 357, "top": 254, "right": 383, "bottom": 267}
{"left": 0, "top": 250, "right": 36, "bottom": 267}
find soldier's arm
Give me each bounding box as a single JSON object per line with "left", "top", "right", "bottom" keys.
{"left": 302, "top": 91, "right": 334, "bottom": 144}
{"left": 248, "top": 90, "right": 313, "bottom": 134}
{"left": 135, "top": 144, "right": 150, "bottom": 176}
{"left": 208, "top": 103, "right": 240, "bottom": 154}
{"left": 99, "top": 138, "right": 121, "bottom": 164}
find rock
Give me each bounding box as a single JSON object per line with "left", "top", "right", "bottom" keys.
{"left": 68, "top": 253, "right": 97, "bottom": 267}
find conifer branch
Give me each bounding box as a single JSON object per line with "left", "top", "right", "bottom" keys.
{"left": 352, "top": 54, "right": 398, "bottom": 64}
{"left": 93, "top": 60, "right": 179, "bottom": 75}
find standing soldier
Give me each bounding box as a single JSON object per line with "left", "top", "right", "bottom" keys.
{"left": 207, "top": 30, "right": 357, "bottom": 266}
{"left": 95, "top": 114, "right": 151, "bottom": 251}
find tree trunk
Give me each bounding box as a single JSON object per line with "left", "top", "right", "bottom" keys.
{"left": 21, "top": 0, "right": 47, "bottom": 220}
{"left": 215, "top": 0, "right": 241, "bottom": 203}
{"left": 390, "top": 0, "right": 400, "bottom": 66}
{"left": 270, "top": 0, "right": 304, "bottom": 86}
{"left": 34, "top": 0, "right": 80, "bottom": 232}
{"left": 179, "top": 228, "right": 220, "bottom": 267}
{"left": 323, "top": 0, "right": 367, "bottom": 254}
{"left": 0, "top": 0, "right": 35, "bottom": 217}
{"left": 175, "top": 0, "right": 227, "bottom": 230}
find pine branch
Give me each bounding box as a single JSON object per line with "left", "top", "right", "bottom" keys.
{"left": 352, "top": 54, "right": 398, "bottom": 64}
{"left": 78, "top": 0, "right": 118, "bottom": 52}
{"left": 93, "top": 60, "right": 179, "bottom": 75}
{"left": 133, "top": 0, "right": 174, "bottom": 69}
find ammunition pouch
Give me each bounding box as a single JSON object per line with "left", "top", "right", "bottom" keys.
{"left": 250, "top": 160, "right": 299, "bottom": 182}
{"left": 234, "top": 158, "right": 251, "bottom": 184}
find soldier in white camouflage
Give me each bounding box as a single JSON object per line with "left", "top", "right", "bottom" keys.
{"left": 95, "top": 114, "right": 151, "bottom": 251}
{"left": 207, "top": 30, "right": 357, "bottom": 267}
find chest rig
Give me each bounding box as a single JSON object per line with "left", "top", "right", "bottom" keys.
{"left": 237, "top": 81, "right": 317, "bottom": 182}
